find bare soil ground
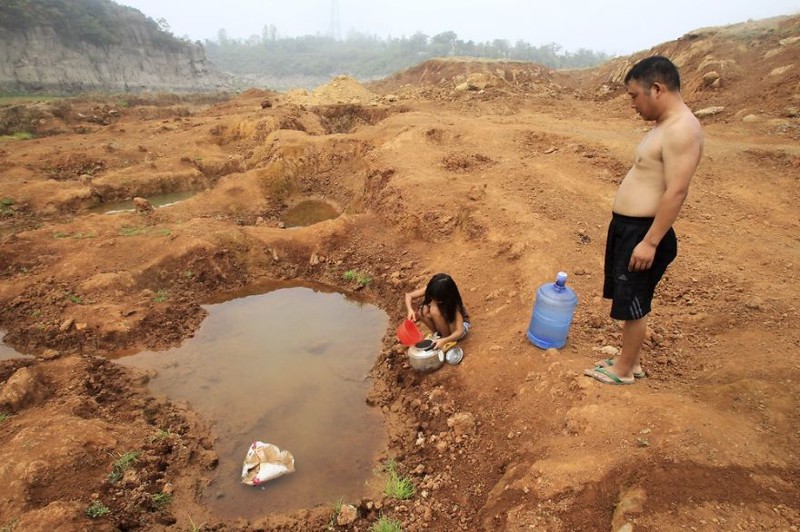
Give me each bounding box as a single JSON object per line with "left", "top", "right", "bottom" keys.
{"left": 1, "top": 15, "right": 799, "bottom": 532}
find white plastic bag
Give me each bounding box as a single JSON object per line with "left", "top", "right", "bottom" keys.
{"left": 241, "top": 441, "right": 295, "bottom": 486}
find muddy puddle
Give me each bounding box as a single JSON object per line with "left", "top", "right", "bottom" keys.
{"left": 281, "top": 200, "right": 340, "bottom": 227}
{"left": 90, "top": 190, "right": 198, "bottom": 214}
{"left": 115, "top": 281, "right": 387, "bottom": 519}
{"left": 0, "top": 332, "right": 33, "bottom": 361}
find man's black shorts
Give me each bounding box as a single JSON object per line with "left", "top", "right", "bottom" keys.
{"left": 603, "top": 213, "right": 677, "bottom": 320}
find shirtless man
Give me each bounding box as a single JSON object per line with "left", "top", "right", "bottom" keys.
{"left": 584, "top": 56, "right": 704, "bottom": 385}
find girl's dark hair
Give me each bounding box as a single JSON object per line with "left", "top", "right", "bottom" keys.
{"left": 624, "top": 55, "right": 681, "bottom": 92}
{"left": 423, "top": 273, "right": 467, "bottom": 323}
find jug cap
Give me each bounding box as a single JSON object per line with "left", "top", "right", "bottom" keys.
{"left": 556, "top": 272, "right": 568, "bottom": 286}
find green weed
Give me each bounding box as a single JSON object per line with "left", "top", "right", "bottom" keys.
{"left": 186, "top": 515, "right": 205, "bottom": 531}
{"left": 54, "top": 231, "right": 96, "bottom": 239}
{"left": 0, "top": 132, "right": 34, "bottom": 142}
{"left": 0, "top": 518, "right": 20, "bottom": 532}
{"left": 85, "top": 500, "right": 110, "bottom": 519}
{"left": 0, "top": 412, "right": 10, "bottom": 423}
{"left": 108, "top": 450, "right": 140, "bottom": 483}
{"left": 30, "top": 309, "right": 40, "bottom": 318}
{"left": 0, "top": 198, "right": 14, "bottom": 212}
{"left": 371, "top": 516, "right": 403, "bottom": 532}
{"left": 152, "top": 492, "right": 172, "bottom": 509}
{"left": 326, "top": 498, "right": 345, "bottom": 530}
{"left": 150, "top": 429, "right": 171, "bottom": 441}
{"left": 382, "top": 460, "right": 415, "bottom": 500}
{"left": 66, "top": 293, "right": 83, "bottom": 304}
{"left": 153, "top": 290, "right": 169, "bottom": 303}
{"left": 156, "top": 228, "right": 172, "bottom": 236}
{"left": 343, "top": 269, "right": 372, "bottom": 287}
{"left": 119, "top": 226, "right": 147, "bottom": 237}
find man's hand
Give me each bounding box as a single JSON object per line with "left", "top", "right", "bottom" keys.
{"left": 629, "top": 241, "right": 656, "bottom": 271}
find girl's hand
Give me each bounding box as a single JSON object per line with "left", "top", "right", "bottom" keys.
{"left": 407, "top": 309, "right": 417, "bottom": 321}
{"left": 433, "top": 339, "right": 447, "bottom": 350}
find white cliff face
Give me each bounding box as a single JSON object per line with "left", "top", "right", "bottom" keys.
{"left": 0, "top": 25, "right": 227, "bottom": 93}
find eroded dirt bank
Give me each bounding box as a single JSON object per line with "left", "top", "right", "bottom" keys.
{"left": 1, "top": 16, "right": 800, "bottom": 531}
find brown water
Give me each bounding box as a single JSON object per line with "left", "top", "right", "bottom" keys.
{"left": 116, "top": 282, "right": 387, "bottom": 519}
{"left": 90, "top": 190, "right": 198, "bottom": 214}
{"left": 281, "top": 200, "right": 340, "bottom": 227}
{"left": 0, "top": 332, "right": 33, "bottom": 361}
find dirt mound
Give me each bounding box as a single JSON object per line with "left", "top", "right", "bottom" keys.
{"left": 557, "top": 15, "right": 800, "bottom": 126}
{"left": 366, "top": 57, "right": 563, "bottom": 103}
{"left": 286, "top": 75, "right": 379, "bottom": 106}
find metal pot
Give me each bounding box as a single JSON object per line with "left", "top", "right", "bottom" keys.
{"left": 407, "top": 341, "right": 444, "bottom": 372}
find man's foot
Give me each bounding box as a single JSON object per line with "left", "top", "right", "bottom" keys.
{"left": 595, "top": 357, "right": 646, "bottom": 379}
{"left": 583, "top": 366, "right": 635, "bottom": 385}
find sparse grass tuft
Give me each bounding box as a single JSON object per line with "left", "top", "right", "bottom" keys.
{"left": 0, "top": 518, "right": 20, "bottom": 531}
{"left": 54, "top": 231, "right": 96, "bottom": 240}
{"left": 66, "top": 293, "right": 83, "bottom": 304}
{"left": 150, "top": 429, "right": 171, "bottom": 441}
{"left": 0, "top": 132, "right": 34, "bottom": 142}
{"left": 152, "top": 492, "right": 172, "bottom": 509}
{"left": 343, "top": 269, "right": 372, "bottom": 287}
{"left": 0, "top": 412, "right": 10, "bottom": 423}
{"left": 326, "top": 498, "right": 345, "bottom": 530}
{"left": 186, "top": 514, "right": 205, "bottom": 531}
{"left": 108, "top": 450, "right": 140, "bottom": 483}
{"left": 372, "top": 515, "right": 403, "bottom": 532}
{"left": 382, "top": 459, "right": 415, "bottom": 500}
{"left": 153, "top": 290, "right": 169, "bottom": 303}
{"left": 119, "top": 226, "right": 147, "bottom": 237}
{"left": 85, "top": 500, "right": 110, "bottom": 519}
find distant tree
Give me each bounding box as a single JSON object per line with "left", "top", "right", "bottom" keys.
{"left": 217, "top": 28, "right": 230, "bottom": 45}
{"left": 491, "top": 38, "right": 510, "bottom": 58}
{"left": 156, "top": 17, "right": 170, "bottom": 34}
{"left": 431, "top": 31, "right": 457, "bottom": 56}
{"left": 202, "top": 25, "right": 612, "bottom": 87}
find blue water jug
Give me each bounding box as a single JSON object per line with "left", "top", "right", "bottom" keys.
{"left": 527, "top": 272, "right": 579, "bottom": 349}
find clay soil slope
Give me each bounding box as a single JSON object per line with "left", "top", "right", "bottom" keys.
{"left": 1, "top": 15, "right": 799, "bottom": 532}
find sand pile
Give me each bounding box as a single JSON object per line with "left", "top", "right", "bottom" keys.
{"left": 286, "top": 75, "right": 378, "bottom": 106}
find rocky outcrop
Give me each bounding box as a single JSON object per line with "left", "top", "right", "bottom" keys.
{"left": 0, "top": 17, "right": 228, "bottom": 94}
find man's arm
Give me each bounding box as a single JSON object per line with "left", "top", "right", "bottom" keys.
{"left": 628, "top": 121, "right": 703, "bottom": 272}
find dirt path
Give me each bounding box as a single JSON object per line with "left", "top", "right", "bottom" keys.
{"left": 1, "top": 18, "right": 800, "bottom": 531}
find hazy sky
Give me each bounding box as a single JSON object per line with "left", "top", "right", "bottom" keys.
{"left": 118, "top": 0, "right": 800, "bottom": 55}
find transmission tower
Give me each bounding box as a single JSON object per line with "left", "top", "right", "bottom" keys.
{"left": 330, "top": 0, "right": 341, "bottom": 40}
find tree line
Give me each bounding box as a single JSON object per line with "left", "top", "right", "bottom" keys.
{"left": 0, "top": 0, "right": 186, "bottom": 51}
{"left": 203, "top": 28, "right": 613, "bottom": 82}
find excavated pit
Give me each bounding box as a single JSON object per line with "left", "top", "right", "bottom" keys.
{"left": 2, "top": 37, "right": 800, "bottom": 530}
{"left": 115, "top": 281, "right": 387, "bottom": 519}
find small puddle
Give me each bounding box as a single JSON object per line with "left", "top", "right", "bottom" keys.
{"left": 281, "top": 200, "right": 340, "bottom": 227}
{"left": 115, "top": 282, "right": 387, "bottom": 519}
{"left": 0, "top": 332, "right": 33, "bottom": 361}
{"left": 90, "top": 190, "right": 198, "bottom": 214}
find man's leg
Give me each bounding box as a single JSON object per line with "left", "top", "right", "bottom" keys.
{"left": 585, "top": 316, "right": 646, "bottom": 384}
{"left": 614, "top": 316, "right": 647, "bottom": 378}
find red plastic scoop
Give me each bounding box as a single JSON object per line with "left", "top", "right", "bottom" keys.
{"left": 396, "top": 319, "right": 424, "bottom": 346}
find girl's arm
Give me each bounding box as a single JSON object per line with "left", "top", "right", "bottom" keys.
{"left": 404, "top": 286, "right": 425, "bottom": 321}
{"left": 433, "top": 310, "right": 465, "bottom": 349}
